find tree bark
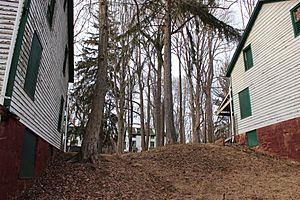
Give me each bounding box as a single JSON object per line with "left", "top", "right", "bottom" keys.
{"left": 206, "top": 30, "right": 214, "bottom": 143}
{"left": 81, "top": 0, "right": 108, "bottom": 162}
{"left": 163, "top": 0, "right": 176, "bottom": 144}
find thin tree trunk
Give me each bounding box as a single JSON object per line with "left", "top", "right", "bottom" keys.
{"left": 206, "top": 30, "right": 214, "bottom": 143}
{"left": 146, "top": 65, "right": 151, "bottom": 150}
{"left": 178, "top": 52, "right": 184, "bottom": 144}
{"left": 81, "top": 0, "right": 108, "bottom": 162}
{"left": 155, "top": 47, "right": 163, "bottom": 147}
{"left": 163, "top": 0, "right": 176, "bottom": 144}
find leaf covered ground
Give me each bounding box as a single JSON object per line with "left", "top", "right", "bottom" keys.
{"left": 18, "top": 144, "right": 300, "bottom": 200}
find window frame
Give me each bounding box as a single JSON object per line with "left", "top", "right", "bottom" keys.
{"left": 290, "top": 3, "right": 300, "bottom": 37}
{"left": 238, "top": 87, "right": 252, "bottom": 119}
{"left": 243, "top": 44, "right": 253, "bottom": 71}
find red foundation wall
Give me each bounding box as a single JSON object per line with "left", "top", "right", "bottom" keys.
{"left": 257, "top": 118, "right": 300, "bottom": 162}
{"left": 0, "top": 114, "right": 54, "bottom": 199}
{"left": 234, "top": 117, "right": 300, "bottom": 162}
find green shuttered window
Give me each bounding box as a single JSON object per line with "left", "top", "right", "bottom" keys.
{"left": 238, "top": 88, "right": 252, "bottom": 119}
{"left": 47, "top": 0, "right": 56, "bottom": 27}
{"left": 63, "top": 46, "right": 68, "bottom": 76}
{"left": 19, "top": 130, "right": 37, "bottom": 178}
{"left": 243, "top": 45, "right": 253, "bottom": 71}
{"left": 64, "top": 0, "right": 67, "bottom": 11}
{"left": 247, "top": 130, "right": 259, "bottom": 148}
{"left": 291, "top": 3, "right": 300, "bottom": 37}
{"left": 24, "top": 32, "right": 42, "bottom": 99}
{"left": 58, "top": 96, "right": 65, "bottom": 132}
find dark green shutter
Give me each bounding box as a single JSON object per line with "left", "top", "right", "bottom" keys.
{"left": 239, "top": 88, "right": 252, "bottom": 119}
{"left": 19, "top": 130, "right": 37, "bottom": 178}
{"left": 64, "top": 0, "right": 67, "bottom": 11}
{"left": 243, "top": 45, "right": 253, "bottom": 71}
{"left": 24, "top": 32, "right": 43, "bottom": 99}
{"left": 63, "top": 46, "right": 68, "bottom": 76}
{"left": 291, "top": 3, "right": 300, "bottom": 37}
{"left": 57, "top": 96, "right": 64, "bottom": 131}
{"left": 247, "top": 130, "right": 259, "bottom": 148}
{"left": 47, "top": 0, "right": 56, "bottom": 27}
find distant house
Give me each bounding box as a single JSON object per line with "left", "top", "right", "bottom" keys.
{"left": 124, "top": 124, "right": 158, "bottom": 152}
{"left": 0, "top": 0, "right": 73, "bottom": 198}
{"left": 218, "top": 0, "right": 300, "bottom": 161}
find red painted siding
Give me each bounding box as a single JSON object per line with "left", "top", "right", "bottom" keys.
{"left": 0, "top": 111, "right": 56, "bottom": 199}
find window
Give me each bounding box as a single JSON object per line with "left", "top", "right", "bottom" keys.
{"left": 247, "top": 130, "right": 259, "bottom": 148}
{"left": 19, "top": 129, "right": 37, "bottom": 178}
{"left": 136, "top": 128, "right": 141, "bottom": 135}
{"left": 47, "top": 0, "right": 56, "bottom": 27}
{"left": 150, "top": 142, "right": 155, "bottom": 148}
{"left": 57, "top": 96, "right": 64, "bottom": 131}
{"left": 238, "top": 88, "right": 252, "bottom": 119}
{"left": 291, "top": 3, "right": 300, "bottom": 37}
{"left": 63, "top": 46, "right": 68, "bottom": 76}
{"left": 243, "top": 45, "right": 253, "bottom": 71}
{"left": 64, "top": 0, "right": 67, "bottom": 11}
{"left": 24, "top": 32, "right": 42, "bottom": 99}
{"left": 132, "top": 141, "right": 136, "bottom": 148}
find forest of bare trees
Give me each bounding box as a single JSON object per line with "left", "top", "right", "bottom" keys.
{"left": 67, "top": 0, "right": 257, "bottom": 161}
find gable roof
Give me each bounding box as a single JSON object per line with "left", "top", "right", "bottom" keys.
{"left": 226, "top": 0, "right": 288, "bottom": 77}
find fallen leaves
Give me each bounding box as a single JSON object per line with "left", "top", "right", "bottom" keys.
{"left": 17, "top": 144, "right": 300, "bottom": 200}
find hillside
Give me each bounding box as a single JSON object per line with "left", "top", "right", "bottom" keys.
{"left": 18, "top": 144, "right": 300, "bottom": 200}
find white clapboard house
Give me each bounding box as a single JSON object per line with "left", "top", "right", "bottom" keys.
{"left": 0, "top": 0, "right": 73, "bottom": 197}
{"left": 217, "top": 0, "right": 300, "bottom": 161}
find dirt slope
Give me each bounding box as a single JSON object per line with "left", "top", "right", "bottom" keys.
{"left": 18, "top": 144, "right": 300, "bottom": 200}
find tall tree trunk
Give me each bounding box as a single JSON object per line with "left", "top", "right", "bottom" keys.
{"left": 81, "top": 0, "right": 108, "bottom": 162}
{"left": 155, "top": 46, "right": 163, "bottom": 147}
{"left": 163, "top": 0, "right": 176, "bottom": 144}
{"left": 117, "top": 67, "right": 126, "bottom": 153}
{"left": 161, "top": 100, "right": 165, "bottom": 146}
{"left": 206, "top": 31, "right": 214, "bottom": 143}
{"left": 146, "top": 65, "right": 151, "bottom": 150}
{"left": 128, "top": 75, "right": 134, "bottom": 152}
{"left": 178, "top": 52, "right": 184, "bottom": 144}
{"left": 137, "top": 45, "right": 146, "bottom": 151}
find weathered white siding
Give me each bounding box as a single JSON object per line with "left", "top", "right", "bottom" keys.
{"left": 10, "top": 0, "right": 70, "bottom": 148}
{"left": 231, "top": 1, "right": 300, "bottom": 134}
{"left": 0, "top": 0, "right": 19, "bottom": 101}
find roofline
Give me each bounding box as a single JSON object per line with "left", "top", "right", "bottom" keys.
{"left": 225, "top": 0, "right": 288, "bottom": 77}
{"left": 68, "top": 0, "right": 74, "bottom": 83}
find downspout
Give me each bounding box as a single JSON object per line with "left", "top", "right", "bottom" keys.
{"left": 0, "top": 0, "right": 26, "bottom": 105}
{"left": 229, "top": 80, "right": 235, "bottom": 142}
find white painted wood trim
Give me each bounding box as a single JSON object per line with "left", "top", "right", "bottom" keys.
{"left": 0, "top": 0, "right": 26, "bottom": 105}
